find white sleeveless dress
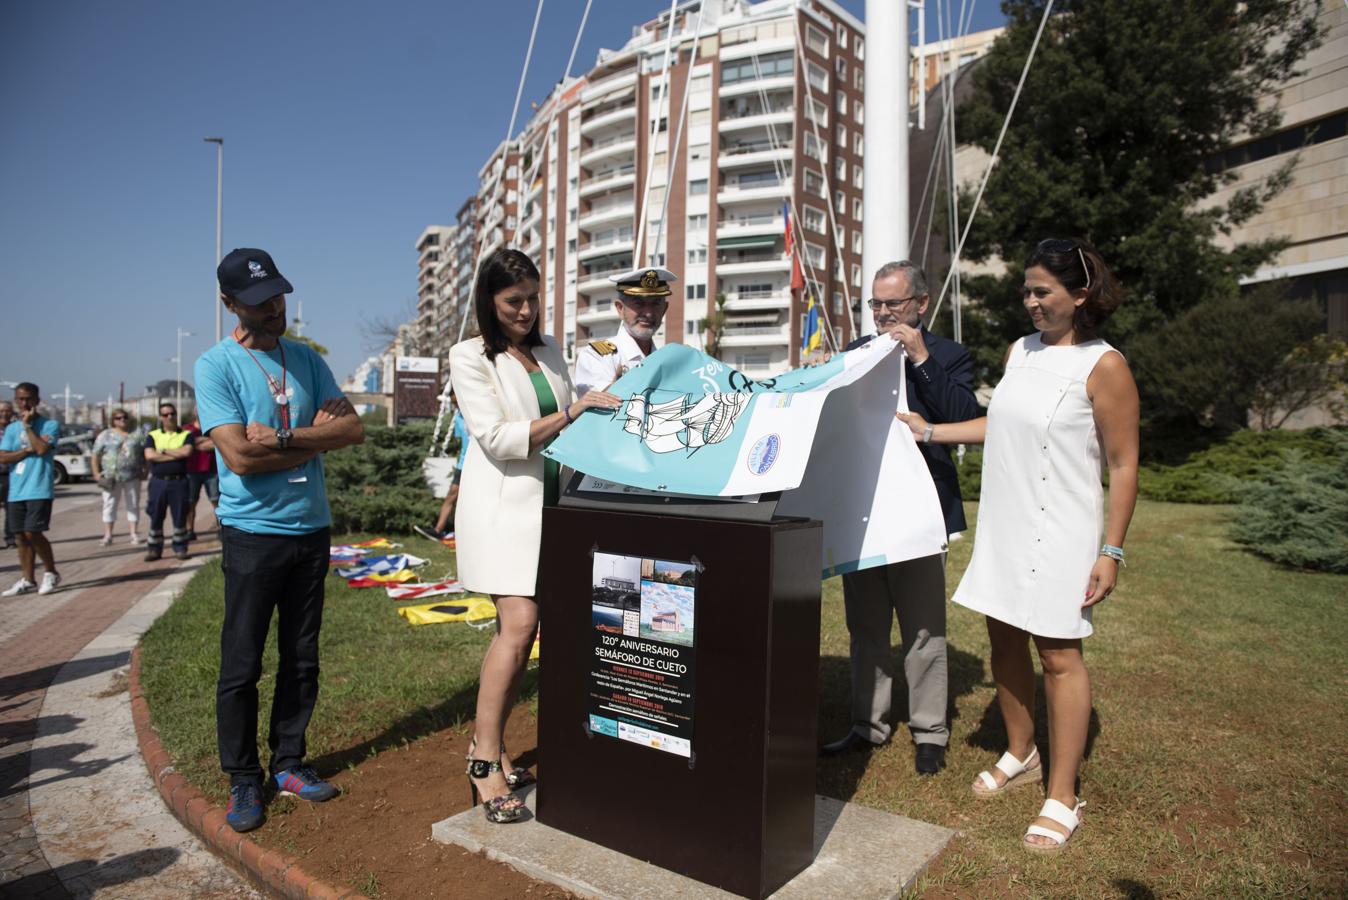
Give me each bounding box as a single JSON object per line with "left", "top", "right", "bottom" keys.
{"left": 952, "top": 333, "right": 1118, "bottom": 639}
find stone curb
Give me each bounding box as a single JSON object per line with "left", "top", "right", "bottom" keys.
{"left": 128, "top": 646, "right": 360, "bottom": 900}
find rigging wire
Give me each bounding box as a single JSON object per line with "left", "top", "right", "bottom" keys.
{"left": 652, "top": 0, "right": 710, "bottom": 259}
{"left": 929, "top": 0, "right": 1055, "bottom": 325}
{"left": 634, "top": 0, "right": 682, "bottom": 264}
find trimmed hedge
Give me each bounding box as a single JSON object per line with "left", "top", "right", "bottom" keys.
{"left": 324, "top": 423, "right": 451, "bottom": 533}
{"left": 1139, "top": 427, "right": 1346, "bottom": 504}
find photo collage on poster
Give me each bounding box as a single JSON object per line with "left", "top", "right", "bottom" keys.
{"left": 588, "top": 551, "right": 698, "bottom": 757}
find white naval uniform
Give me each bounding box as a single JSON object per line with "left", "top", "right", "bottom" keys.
{"left": 573, "top": 326, "right": 651, "bottom": 397}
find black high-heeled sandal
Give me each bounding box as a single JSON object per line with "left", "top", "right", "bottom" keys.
{"left": 465, "top": 758, "right": 525, "bottom": 824}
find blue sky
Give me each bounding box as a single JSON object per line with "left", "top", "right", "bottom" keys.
{"left": 0, "top": 0, "right": 1004, "bottom": 406}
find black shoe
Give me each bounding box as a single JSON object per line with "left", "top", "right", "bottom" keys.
{"left": 414, "top": 524, "right": 447, "bottom": 542}
{"left": 915, "top": 743, "right": 946, "bottom": 775}
{"left": 820, "top": 731, "right": 882, "bottom": 756}
{"left": 144, "top": 549, "right": 162, "bottom": 562}
{"left": 187, "top": 529, "right": 197, "bottom": 541}
{"left": 174, "top": 550, "right": 189, "bottom": 560}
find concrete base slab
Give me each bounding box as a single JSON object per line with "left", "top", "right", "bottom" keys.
{"left": 432, "top": 785, "right": 953, "bottom": 899}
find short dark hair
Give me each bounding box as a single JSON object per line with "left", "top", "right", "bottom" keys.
{"left": 14, "top": 382, "right": 39, "bottom": 397}
{"left": 474, "top": 248, "right": 543, "bottom": 360}
{"left": 159, "top": 403, "right": 178, "bottom": 415}
{"left": 1023, "top": 239, "right": 1123, "bottom": 339}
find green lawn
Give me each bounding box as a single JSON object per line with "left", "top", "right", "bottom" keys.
{"left": 140, "top": 501, "right": 1347, "bottom": 897}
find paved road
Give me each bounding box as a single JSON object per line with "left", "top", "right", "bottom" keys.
{"left": 0, "top": 482, "right": 256, "bottom": 898}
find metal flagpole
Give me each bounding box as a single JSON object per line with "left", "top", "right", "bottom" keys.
{"left": 861, "top": 0, "right": 910, "bottom": 337}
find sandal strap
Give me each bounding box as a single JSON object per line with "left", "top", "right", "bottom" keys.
{"left": 1024, "top": 824, "right": 1068, "bottom": 845}
{"left": 466, "top": 758, "right": 504, "bottom": 778}
{"left": 1036, "top": 798, "right": 1083, "bottom": 830}
{"left": 977, "top": 770, "right": 1000, "bottom": 790}
{"left": 993, "top": 746, "right": 1038, "bottom": 779}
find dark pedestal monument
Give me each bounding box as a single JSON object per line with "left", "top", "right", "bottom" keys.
{"left": 536, "top": 504, "right": 822, "bottom": 899}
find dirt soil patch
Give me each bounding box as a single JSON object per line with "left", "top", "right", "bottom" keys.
{"left": 251, "top": 712, "right": 574, "bottom": 899}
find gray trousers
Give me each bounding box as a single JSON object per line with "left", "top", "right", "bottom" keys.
{"left": 841, "top": 552, "right": 948, "bottom": 746}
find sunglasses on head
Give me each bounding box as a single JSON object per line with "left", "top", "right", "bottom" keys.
{"left": 1037, "top": 238, "right": 1092, "bottom": 291}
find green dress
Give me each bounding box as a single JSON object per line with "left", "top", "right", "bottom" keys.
{"left": 528, "top": 370, "right": 562, "bottom": 507}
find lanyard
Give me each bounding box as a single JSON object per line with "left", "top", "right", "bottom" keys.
{"left": 234, "top": 334, "right": 290, "bottom": 430}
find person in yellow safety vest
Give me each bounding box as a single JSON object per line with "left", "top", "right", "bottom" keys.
{"left": 143, "top": 402, "right": 194, "bottom": 560}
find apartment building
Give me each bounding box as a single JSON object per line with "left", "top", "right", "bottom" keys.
{"left": 414, "top": 225, "right": 452, "bottom": 356}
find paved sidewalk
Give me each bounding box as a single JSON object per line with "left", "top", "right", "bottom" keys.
{"left": 0, "top": 482, "right": 256, "bottom": 898}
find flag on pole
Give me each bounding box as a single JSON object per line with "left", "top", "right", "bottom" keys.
{"left": 801, "top": 293, "right": 822, "bottom": 354}
{"left": 783, "top": 202, "right": 805, "bottom": 291}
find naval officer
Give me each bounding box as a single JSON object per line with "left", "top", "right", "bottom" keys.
{"left": 573, "top": 266, "right": 675, "bottom": 397}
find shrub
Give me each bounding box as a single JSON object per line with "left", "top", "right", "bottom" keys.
{"left": 1139, "top": 427, "right": 1346, "bottom": 504}
{"left": 325, "top": 423, "right": 446, "bottom": 533}
{"left": 956, "top": 446, "right": 983, "bottom": 502}
{"left": 1229, "top": 433, "right": 1348, "bottom": 573}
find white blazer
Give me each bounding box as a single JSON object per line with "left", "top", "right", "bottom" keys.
{"left": 448, "top": 334, "right": 576, "bottom": 596}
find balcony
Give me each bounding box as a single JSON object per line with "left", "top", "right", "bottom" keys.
{"left": 718, "top": 324, "right": 791, "bottom": 347}
{"left": 717, "top": 213, "right": 785, "bottom": 240}
{"left": 718, "top": 75, "right": 795, "bottom": 100}
{"left": 579, "top": 169, "right": 636, "bottom": 199}
{"left": 580, "top": 135, "right": 637, "bottom": 168}
{"left": 577, "top": 236, "right": 635, "bottom": 262}
{"left": 718, "top": 140, "right": 793, "bottom": 169}
{"left": 716, "top": 253, "right": 791, "bottom": 276}
{"left": 717, "top": 178, "right": 791, "bottom": 205}
{"left": 576, "top": 303, "right": 622, "bottom": 326}
{"left": 722, "top": 288, "right": 791, "bottom": 312}
{"left": 718, "top": 107, "right": 794, "bottom": 135}
{"left": 580, "top": 104, "right": 637, "bottom": 136}
{"left": 578, "top": 262, "right": 631, "bottom": 294}
{"left": 578, "top": 200, "right": 635, "bottom": 232}
{"left": 580, "top": 69, "right": 638, "bottom": 104}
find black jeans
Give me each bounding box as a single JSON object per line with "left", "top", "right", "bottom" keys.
{"left": 216, "top": 524, "right": 329, "bottom": 785}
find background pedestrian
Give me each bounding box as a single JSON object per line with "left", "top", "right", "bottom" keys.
{"left": 91, "top": 409, "right": 146, "bottom": 545}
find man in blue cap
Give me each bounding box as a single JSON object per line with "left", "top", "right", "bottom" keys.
{"left": 195, "top": 248, "right": 365, "bottom": 832}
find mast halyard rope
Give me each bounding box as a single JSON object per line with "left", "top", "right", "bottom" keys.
{"left": 635, "top": 0, "right": 682, "bottom": 266}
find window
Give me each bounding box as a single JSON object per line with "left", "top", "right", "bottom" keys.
{"left": 832, "top": 291, "right": 843, "bottom": 315}
{"left": 652, "top": 151, "right": 668, "bottom": 172}
{"left": 568, "top": 207, "right": 577, "bottom": 222}
{"left": 690, "top": 74, "right": 711, "bottom": 95}
{"left": 688, "top": 247, "right": 708, "bottom": 264}
{"left": 836, "top": 91, "right": 847, "bottom": 113}
{"left": 852, "top": 167, "right": 863, "bottom": 189}
{"left": 835, "top": 57, "right": 848, "bottom": 80}
{"left": 806, "top": 61, "right": 829, "bottom": 93}
{"left": 688, "top": 282, "right": 707, "bottom": 300}
{"left": 686, "top": 320, "right": 703, "bottom": 335}
{"left": 835, "top": 157, "right": 846, "bottom": 180}
{"left": 855, "top": 37, "right": 864, "bottom": 60}
{"left": 853, "top": 197, "right": 863, "bottom": 221}
{"left": 854, "top": 132, "right": 864, "bottom": 154}
{"left": 567, "top": 238, "right": 577, "bottom": 253}
{"left": 836, "top": 25, "right": 848, "bottom": 50}
{"left": 689, "top": 109, "right": 711, "bottom": 126}
{"left": 688, "top": 213, "right": 708, "bottom": 230}
{"left": 851, "top": 263, "right": 862, "bottom": 287}
{"left": 802, "top": 205, "right": 826, "bottom": 234}
{"left": 836, "top": 123, "right": 847, "bottom": 146}
{"left": 804, "top": 169, "right": 825, "bottom": 197}
{"left": 690, "top": 143, "right": 710, "bottom": 161}
{"left": 854, "top": 98, "right": 864, "bottom": 124}
{"left": 854, "top": 68, "right": 864, "bottom": 91}
{"left": 806, "top": 97, "right": 829, "bottom": 127}
{"left": 721, "top": 51, "right": 793, "bottom": 84}
{"left": 804, "top": 132, "right": 827, "bottom": 162}
{"left": 833, "top": 258, "right": 843, "bottom": 279}
{"left": 852, "top": 230, "right": 863, "bottom": 253}
{"left": 805, "top": 24, "right": 829, "bottom": 56}
{"left": 835, "top": 190, "right": 846, "bottom": 215}
{"left": 805, "top": 242, "right": 825, "bottom": 267}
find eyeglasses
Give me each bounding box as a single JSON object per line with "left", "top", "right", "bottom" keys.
{"left": 1036, "top": 238, "right": 1093, "bottom": 291}
{"left": 111, "top": 415, "right": 127, "bottom": 421}
{"left": 868, "top": 296, "right": 921, "bottom": 312}
{"left": 159, "top": 411, "right": 176, "bottom": 417}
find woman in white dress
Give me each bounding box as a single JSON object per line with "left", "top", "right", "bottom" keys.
{"left": 448, "top": 249, "right": 620, "bottom": 823}
{"left": 897, "top": 239, "right": 1139, "bottom": 852}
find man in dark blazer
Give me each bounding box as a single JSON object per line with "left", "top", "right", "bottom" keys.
{"left": 821, "top": 260, "right": 980, "bottom": 774}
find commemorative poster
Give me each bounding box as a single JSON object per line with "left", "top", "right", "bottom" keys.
{"left": 588, "top": 551, "right": 698, "bottom": 758}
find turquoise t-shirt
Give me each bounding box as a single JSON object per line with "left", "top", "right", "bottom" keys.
{"left": 193, "top": 337, "right": 344, "bottom": 535}
{"left": 1, "top": 416, "right": 61, "bottom": 501}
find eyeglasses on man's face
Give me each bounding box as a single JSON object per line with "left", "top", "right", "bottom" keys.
{"left": 868, "top": 296, "right": 921, "bottom": 312}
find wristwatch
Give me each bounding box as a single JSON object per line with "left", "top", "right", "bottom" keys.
{"left": 922, "top": 424, "right": 935, "bottom": 444}
{"left": 275, "top": 427, "right": 293, "bottom": 449}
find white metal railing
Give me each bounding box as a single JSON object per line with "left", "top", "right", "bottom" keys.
{"left": 721, "top": 325, "right": 787, "bottom": 336}
{"left": 720, "top": 213, "right": 782, "bottom": 227}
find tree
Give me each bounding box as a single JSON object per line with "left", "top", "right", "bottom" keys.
{"left": 950, "top": 0, "right": 1324, "bottom": 383}
{"left": 700, "top": 292, "right": 729, "bottom": 360}
{"left": 284, "top": 328, "right": 328, "bottom": 356}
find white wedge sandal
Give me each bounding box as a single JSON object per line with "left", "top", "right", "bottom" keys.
{"left": 971, "top": 746, "right": 1041, "bottom": 798}
{"left": 1022, "top": 797, "right": 1085, "bottom": 854}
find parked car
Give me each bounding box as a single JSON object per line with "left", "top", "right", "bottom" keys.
{"left": 52, "top": 433, "right": 94, "bottom": 486}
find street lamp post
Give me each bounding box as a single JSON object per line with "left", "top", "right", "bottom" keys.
{"left": 176, "top": 328, "right": 194, "bottom": 415}
{"left": 204, "top": 137, "right": 224, "bottom": 342}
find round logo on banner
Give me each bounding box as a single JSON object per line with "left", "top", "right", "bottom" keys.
{"left": 747, "top": 433, "right": 780, "bottom": 475}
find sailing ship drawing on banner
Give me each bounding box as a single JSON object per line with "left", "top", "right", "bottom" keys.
{"left": 621, "top": 390, "right": 751, "bottom": 455}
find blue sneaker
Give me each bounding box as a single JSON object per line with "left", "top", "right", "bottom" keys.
{"left": 273, "top": 765, "right": 338, "bottom": 802}
{"left": 226, "top": 782, "right": 265, "bottom": 832}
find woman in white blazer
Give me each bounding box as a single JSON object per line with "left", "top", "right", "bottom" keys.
{"left": 448, "top": 249, "right": 620, "bottom": 823}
